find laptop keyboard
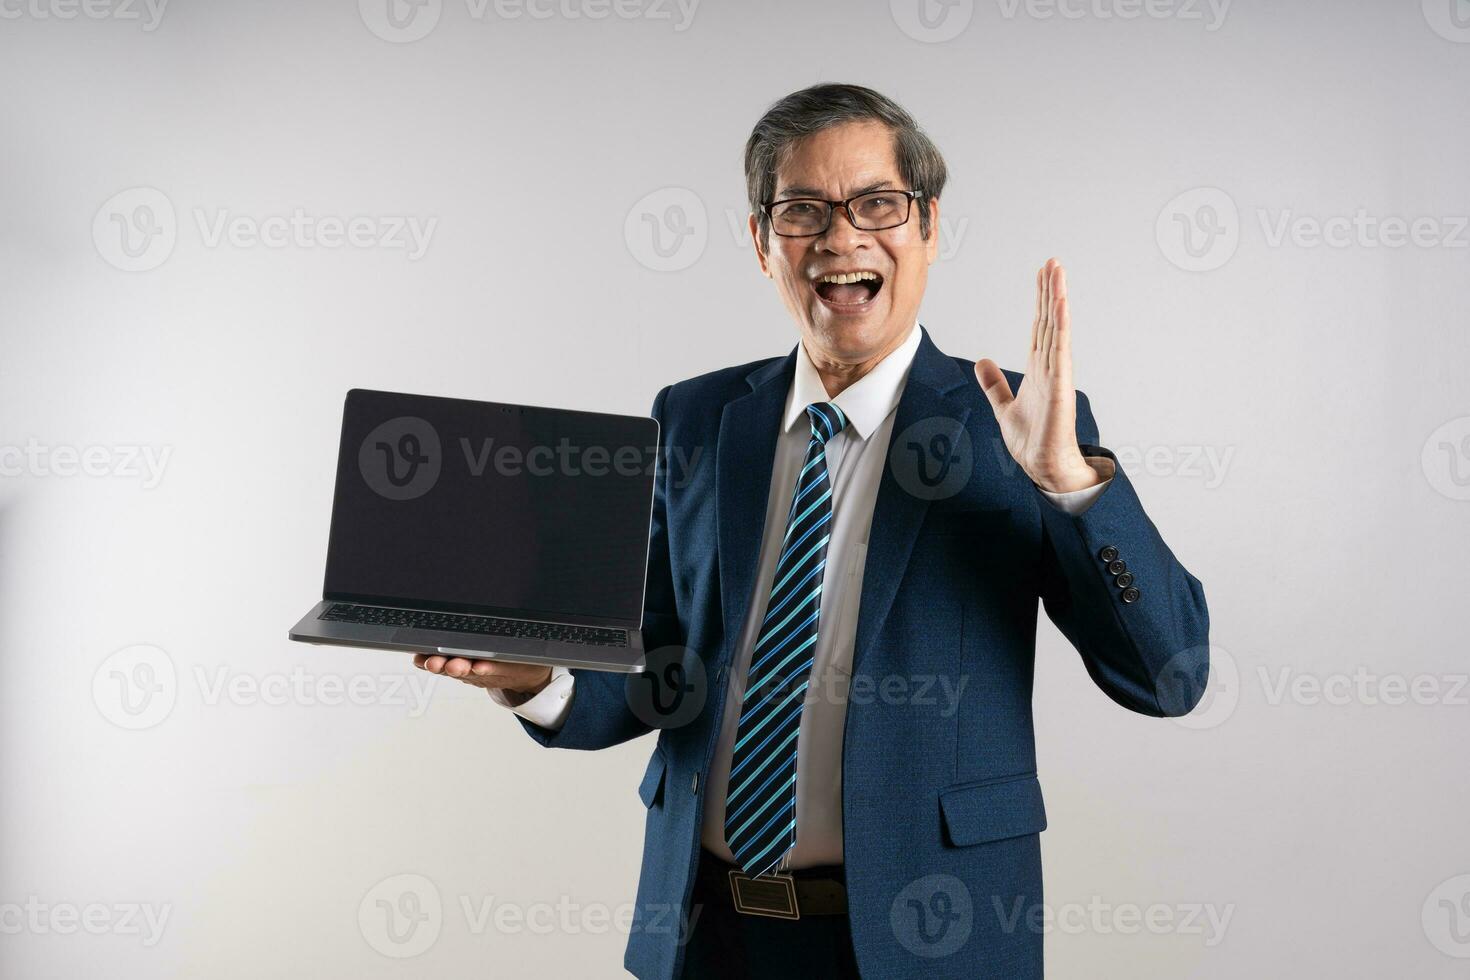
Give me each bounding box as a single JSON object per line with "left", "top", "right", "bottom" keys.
{"left": 320, "top": 603, "right": 629, "bottom": 647}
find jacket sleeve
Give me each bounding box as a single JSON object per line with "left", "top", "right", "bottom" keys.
{"left": 515, "top": 384, "right": 682, "bottom": 749}
{"left": 1034, "top": 390, "right": 1211, "bottom": 717}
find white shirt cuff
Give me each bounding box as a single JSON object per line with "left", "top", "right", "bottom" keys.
{"left": 486, "top": 666, "right": 575, "bottom": 730}
{"left": 1037, "top": 457, "right": 1115, "bottom": 515}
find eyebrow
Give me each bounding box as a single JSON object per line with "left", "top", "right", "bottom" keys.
{"left": 774, "top": 180, "right": 897, "bottom": 201}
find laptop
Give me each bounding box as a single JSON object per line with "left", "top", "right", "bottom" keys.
{"left": 289, "top": 388, "right": 658, "bottom": 673}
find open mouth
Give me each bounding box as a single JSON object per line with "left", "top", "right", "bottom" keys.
{"left": 812, "top": 270, "right": 884, "bottom": 311}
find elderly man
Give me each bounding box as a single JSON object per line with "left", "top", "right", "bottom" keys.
{"left": 415, "top": 83, "right": 1209, "bottom": 980}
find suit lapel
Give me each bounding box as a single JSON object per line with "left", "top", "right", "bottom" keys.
{"left": 715, "top": 348, "right": 796, "bottom": 666}
{"left": 849, "top": 329, "right": 974, "bottom": 677}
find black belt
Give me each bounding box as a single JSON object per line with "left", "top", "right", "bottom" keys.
{"left": 698, "top": 848, "right": 848, "bottom": 919}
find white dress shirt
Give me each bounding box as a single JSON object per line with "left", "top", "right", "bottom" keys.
{"left": 489, "top": 323, "right": 1110, "bottom": 869}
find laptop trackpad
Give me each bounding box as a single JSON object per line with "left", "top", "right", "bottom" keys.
{"left": 392, "top": 629, "right": 549, "bottom": 659}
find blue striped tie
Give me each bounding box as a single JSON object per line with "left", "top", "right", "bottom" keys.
{"left": 724, "top": 401, "right": 849, "bottom": 878}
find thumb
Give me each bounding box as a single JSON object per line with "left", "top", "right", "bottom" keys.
{"left": 974, "top": 359, "right": 1014, "bottom": 414}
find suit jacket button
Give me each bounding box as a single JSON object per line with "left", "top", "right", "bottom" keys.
{"left": 1099, "top": 545, "right": 1119, "bottom": 562}
{"left": 1121, "top": 586, "right": 1141, "bottom": 604}
{"left": 1107, "top": 559, "right": 1127, "bottom": 576}
{"left": 1115, "top": 572, "right": 1135, "bottom": 588}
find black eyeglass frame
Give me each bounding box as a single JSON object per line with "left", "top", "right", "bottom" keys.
{"left": 759, "top": 189, "right": 925, "bottom": 238}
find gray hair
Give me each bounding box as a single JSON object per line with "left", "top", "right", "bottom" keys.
{"left": 743, "top": 83, "right": 949, "bottom": 250}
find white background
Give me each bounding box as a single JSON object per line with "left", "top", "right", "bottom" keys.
{"left": 2, "top": 0, "right": 1468, "bottom": 976}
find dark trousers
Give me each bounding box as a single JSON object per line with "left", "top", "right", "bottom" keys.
{"left": 678, "top": 848, "right": 861, "bottom": 980}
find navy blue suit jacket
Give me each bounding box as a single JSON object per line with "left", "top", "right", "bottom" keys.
{"left": 514, "top": 327, "right": 1210, "bottom": 979}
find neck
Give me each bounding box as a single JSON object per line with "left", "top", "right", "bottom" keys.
{"left": 805, "top": 325, "right": 911, "bottom": 399}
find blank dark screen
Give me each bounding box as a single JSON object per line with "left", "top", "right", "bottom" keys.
{"left": 323, "top": 390, "right": 657, "bottom": 625}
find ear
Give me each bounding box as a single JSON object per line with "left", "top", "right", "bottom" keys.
{"left": 749, "top": 212, "right": 773, "bottom": 278}
{"left": 924, "top": 195, "right": 941, "bottom": 266}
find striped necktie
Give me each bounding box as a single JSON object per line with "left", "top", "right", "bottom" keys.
{"left": 724, "top": 400, "right": 849, "bottom": 878}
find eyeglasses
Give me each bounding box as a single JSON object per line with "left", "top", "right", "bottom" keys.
{"left": 760, "top": 189, "right": 924, "bottom": 238}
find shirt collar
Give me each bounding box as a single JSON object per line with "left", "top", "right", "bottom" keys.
{"left": 783, "top": 321, "right": 921, "bottom": 440}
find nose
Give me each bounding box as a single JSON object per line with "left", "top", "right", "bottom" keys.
{"left": 815, "top": 203, "right": 868, "bottom": 253}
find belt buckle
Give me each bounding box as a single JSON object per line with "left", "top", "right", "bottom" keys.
{"left": 727, "top": 869, "right": 800, "bottom": 920}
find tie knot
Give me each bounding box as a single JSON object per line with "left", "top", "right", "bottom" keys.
{"left": 806, "top": 402, "right": 848, "bottom": 444}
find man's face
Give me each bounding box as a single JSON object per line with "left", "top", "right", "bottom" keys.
{"left": 751, "top": 119, "right": 939, "bottom": 366}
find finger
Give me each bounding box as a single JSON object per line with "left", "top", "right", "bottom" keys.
{"left": 422, "top": 655, "right": 446, "bottom": 673}
{"left": 413, "top": 653, "right": 429, "bottom": 669}
{"left": 444, "top": 657, "right": 474, "bottom": 678}
{"left": 974, "top": 358, "right": 1014, "bottom": 414}
{"left": 1030, "top": 265, "right": 1044, "bottom": 353}
{"left": 1052, "top": 264, "right": 1070, "bottom": 375}
{"left": 1039, "top": 258, "right": 1059, "bottom": 367}
{"left": 1037, "top": 259, "right": 1054, "bottom": 362}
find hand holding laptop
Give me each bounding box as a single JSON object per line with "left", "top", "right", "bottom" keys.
{"left": 413, "top": 653, "right": 552, "bottom": 702}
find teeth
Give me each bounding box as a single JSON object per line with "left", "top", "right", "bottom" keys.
{"left": 816, "top": 271, "right": 880, "bottom": 285}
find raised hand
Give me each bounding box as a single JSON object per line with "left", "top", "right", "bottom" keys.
{"left": 974, "top": 258, "right": 1102, "bottom": 494}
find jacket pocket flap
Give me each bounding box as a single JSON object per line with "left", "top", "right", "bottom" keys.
{"left": 638, "top": 750, "right": 667, "bottom": 809}
{"left": 939, "top": 774, "right": 1046, "bottom": 846}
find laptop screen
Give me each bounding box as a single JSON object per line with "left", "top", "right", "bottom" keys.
{"left": 323, "top": 389, "right": 658, "bottom": 628}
